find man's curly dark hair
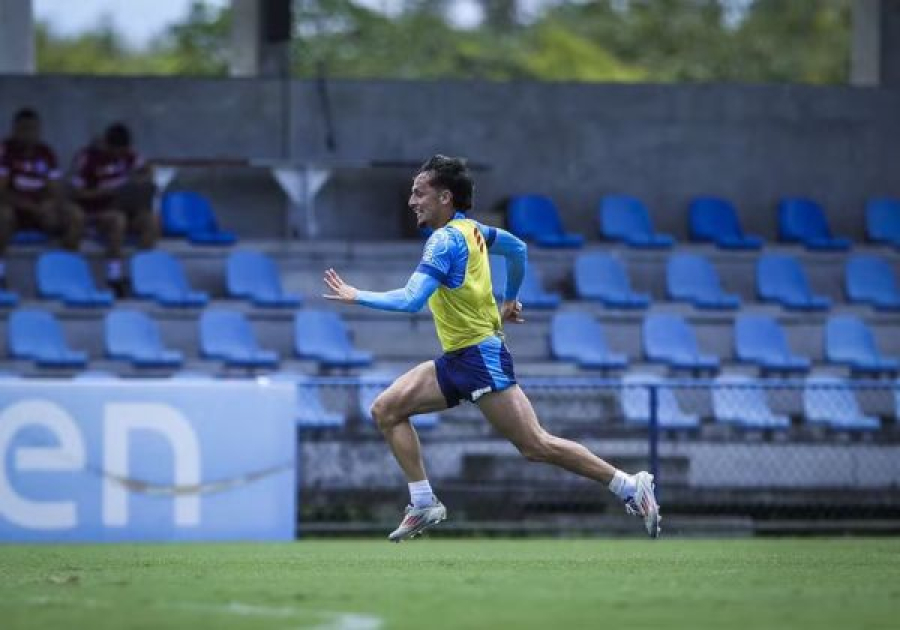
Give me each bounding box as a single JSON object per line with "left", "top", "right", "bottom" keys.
{"left": 418, "top": 154, "right": 473, "bottom": 211}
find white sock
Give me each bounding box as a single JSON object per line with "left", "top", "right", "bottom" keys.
{"left": 408, "top": 479, "right": 436, "bottom": 508}
{"left": 608, "top": 470, "right": 637, "bottom": 501}
{"left": 107, "top": 260, "right": 122, "bottom": 280}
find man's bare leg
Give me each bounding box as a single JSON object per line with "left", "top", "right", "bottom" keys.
{"left": 477, "top": 384, "right": 618, "bottom": 482}
{"left": 369, "top": 360, "right": 450, "bottom": 541}
{"left": 478, "top": 384, "right": 661, "bottom": 537}
{"left": 369, "top": 360, "right": 447, "bottom": 481}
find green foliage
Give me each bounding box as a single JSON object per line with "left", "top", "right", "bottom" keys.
{"left": 34, "top": 0, "right": 851, "bottom": 84}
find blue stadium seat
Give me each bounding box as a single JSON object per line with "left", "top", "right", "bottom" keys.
{"left": 161, "top": 190, "right": 237, "bottom": 245}
{"left": 199, "top": 309, "right": 279, "bottom": 368}
{"left": 620, "top": 374, "right": 700, "bottom": 429}
{"left": 266, "top": 373, "right": 345, "bottom": 428}
{"left": 550, "top": 312, "right": 628, "bottom": 370}
{"left": 104, "top": 309, "right": 183, "bottom": 368}
{"left": 131, "top": 250, "right": 209, "bottom": 307}
{"left": 507, "top": 195, "right": 584, "bottom": 248}
{"left": 0, "top": 289, "right": 18, "bottom": 307}
{"left": 574, "top": 253, "right": 650, "bottom": 308}
{"left": 489, "top": 255, "right": 561, "bottom": 309}
{"left": 599, "top": 195, "right": 674, "bottom": 248}
{"left": 8, "top": 309, "right": 87, "bottom": 368}
{"left": 294, "top": 310, "right": 373, "bottom": 369}
{"left": 778, "top": 197, "right": 851, "bottom": 251}
{"left": 825, "top": 315, "right": 899, "bottom": 375}
{"left": 804, "top": 376, "right": 880, "bottom": 431}
{"left": 845, "top": 255, "right": 900, "bottom": 311}
{"left": 643, "top": 314, "right": 719, "bottom": 371}
{"left": 712, "top": 375, "right": 789, "bottom": 429}
{"left": 36, "top": 251, "right": 113, "bottom": 307}
{"left": 666, "top": 253, "right": 740, "bottom": 310}
{"left": 688, "top": 197, "right": 762, "bottom": 250}
{"left": 734, "top": 315, "right": 810, "bottom": 374}
{"left": 227, "top": 250, "right": 302, "bottom": 308}
{"left": 757, "top": 254, "right": 831, "bottom": 310}
{"left": 865, "top": 198, "right": 900, "bottom": 247}
{"left": 358, "top": 372, "right": 438, "bottom": 428}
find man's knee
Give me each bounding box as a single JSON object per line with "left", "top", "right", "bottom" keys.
{"left": 370, "top": 394, "right": 403, "bottom": 432}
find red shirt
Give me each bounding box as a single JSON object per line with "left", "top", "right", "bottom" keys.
{"left": 71, "top": 145, "right": 146, "bottom": 210}
{"left": 0, "top": 138, "right": 61, "bottom": 201}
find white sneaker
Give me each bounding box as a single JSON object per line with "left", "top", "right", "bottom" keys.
{"left": 624, "top": 471, "right": 662, "bottom": 539}
{"left": 388, "top": 501, "right": 447, "bottom": 543}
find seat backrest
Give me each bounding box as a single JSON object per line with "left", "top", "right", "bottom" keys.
{"left": 200, "top": 309, "right": 259, "bottom": 355}
{"left": 643, "top": 314, "right": 699, "bottom": 360}
{"left": 295, "top": 310, "right": 352, "bottom": 354}
{"left": 227, "top": 250, "right": 283, "bottom": 300}
{"left": 667, "top": 253, "right": 721, "bottom": 301}
{"left": 105, "top": 309, "right": 163, "bottom": 356}
{"left": 845, "top": 255, "right": 899, "bottom": 303}
{"left": 620, "top": 373, "right": 689, "bottom": 424}
{"left": 131, "top": 251, "right": 191, "bottom": 296}
{"left": 574, "top": 253, "right": 631, "bottom": 298}
{"left": 713, "top": 374, "right": 774, "bottom": 422}
{"left": 507, "top": 195, "right": 565, "bottom": 240}
{"left": 689, "top": 196, "right": 742, "bottom": 242}
{"left": 778, "top": 197, "right": 832, "bottom": 242}
{"left": 8, "top": 309, "right": 68, "bottom": 357}
{"left": 825, "top": 315, "right": 879, "bottom": 365}
{"left": 600, "top": 195, "right": 654, "bottom": 240}
{"left": 866, "top": 198, "right": 900, "bottom": 242}
{"left": 161, "top": 190, "right": 217, "bottom": 236}
{"left": 804, "top": 376, "right": 862, "bottom": 422}
{"left": 735, "top": 315, "right": 790, "bottom": 363}
{"left": 757, "top": 254, "right": 812, "bottom": 301}
{"left": 551, "top": 312, "right": 608, "bottom": 358}
{"left": 36, "top": 251, "right": 96, "bottom": 298}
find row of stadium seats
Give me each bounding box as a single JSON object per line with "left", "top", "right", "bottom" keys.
{"left": 11, "top": 190, "right": 236, "bottom": 249}
{"left": 508, "top": 194, "right": 900, "bottom": 250}
{"left": 551, "top": 311, "right": 898, "bottom": 375}
{"left": 498, "top": 251, "right": 900, "bottom": 311}
{"left": 7, "top": 304, "right": 895, "bottom": 376}
{"left": 4, "top": 246, "right": 897, "bottom": 313}
{"left": 5, "top": 369, "right": 889, "bottom": 432}
{"left": 6, "top": 308, "right": 371, "bottom": 370}
{"left": 0, "top": 249, "right": 300, "bottom": 308}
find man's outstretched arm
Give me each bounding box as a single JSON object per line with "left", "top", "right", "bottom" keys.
{"left": 323, "top": 268, "right": 439, "bottom": 312}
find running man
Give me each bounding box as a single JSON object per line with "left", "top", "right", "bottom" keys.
{"left": 323, "top": 155, "right": 660, "bottom": 541}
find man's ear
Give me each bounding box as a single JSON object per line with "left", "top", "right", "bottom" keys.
{"left": 439, "top": 190, "right": 452, "bottom": 206}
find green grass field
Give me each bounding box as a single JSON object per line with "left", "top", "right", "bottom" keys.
{"left": 1, "top": 538, "right": 897, "bottom": 630}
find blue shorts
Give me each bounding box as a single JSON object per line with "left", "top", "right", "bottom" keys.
{"left": 434, "top": 335, "right": 517, "bottom": 408}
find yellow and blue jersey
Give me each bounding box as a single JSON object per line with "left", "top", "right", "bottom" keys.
{"left": 416, "top": 215, "right": 502, "bottom": 352}
{"left": 354, "top": 211, "right": 527, "bottom": 404}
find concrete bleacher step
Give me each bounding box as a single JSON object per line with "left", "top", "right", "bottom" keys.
{"left": 459, "top": 452, "right": 691, "bottom": 487}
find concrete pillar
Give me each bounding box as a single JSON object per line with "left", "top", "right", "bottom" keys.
{"left": 852, "top": 0, "right": 900, "bottom": 87}
{"left": 0, "top": 0, "right": 35, "bottom": 74}
{"left": 230, "top": 0, "right": 262, "bottom": 77}
{"left": 230, "top": 0, "right": 291, "bottom": 78}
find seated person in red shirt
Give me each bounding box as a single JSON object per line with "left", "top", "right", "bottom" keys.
{"left": 69, "top": 122, "right": 159, "bottom": 292}
{"left": 0, "top": 108, "right": 82, "bottom": 284}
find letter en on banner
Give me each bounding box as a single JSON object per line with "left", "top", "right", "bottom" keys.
{"left": 0, "top": 401, "right": 85, "bottom": 529}
{"left": 103, "top": 403, "right": 201, "bottom": 527}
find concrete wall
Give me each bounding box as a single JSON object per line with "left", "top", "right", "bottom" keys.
{"left": 1, "top": 76, "right": 898, "bottom": 240}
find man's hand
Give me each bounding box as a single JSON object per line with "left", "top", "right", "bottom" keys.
{"left": 500, "top": 299, "right": 524, "bottom": 323}
{"left": 323, "top": 268, "right": 359, "bottom": 302}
